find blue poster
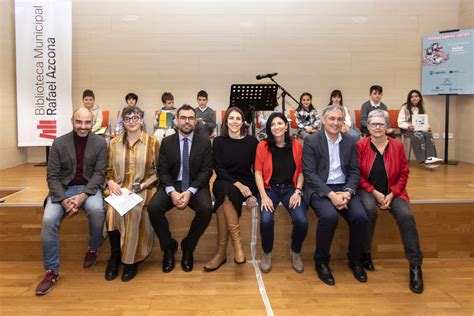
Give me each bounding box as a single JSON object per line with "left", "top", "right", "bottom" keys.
{"left": 421, "top": 29, "right": 473, "bottom": 95}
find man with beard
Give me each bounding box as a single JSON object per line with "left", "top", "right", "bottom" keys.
{"left": 148, "top": 104, "right": 213, "bottom": 273}
{"left": 36, "top": 107, "right": 107, "bottom": 295}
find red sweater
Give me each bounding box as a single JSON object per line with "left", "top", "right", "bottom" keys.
{"left": 255, "top": 139, "right": 303, "bottom": 189}
{"left": 356, "top": 137, "right": 410, "bottom": 202}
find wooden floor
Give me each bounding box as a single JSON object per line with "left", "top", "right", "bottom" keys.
{"left": 0, "top": 163, "right": 473, "bottom": 315}
{"left": 0, "top": 258, "right": 473, "bottom": 315}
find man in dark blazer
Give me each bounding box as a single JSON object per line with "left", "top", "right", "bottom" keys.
{"left": 36, "top": 107, "right": 107, "bottom": 296}
{"left": 149, "top": 104, "right": 213, "bottom": 273}
{"left": 303, "top": 105, "right": 368, "bottom": 286}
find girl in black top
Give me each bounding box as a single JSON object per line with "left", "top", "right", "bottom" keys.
{"left": 204, "top": 107, "right": 258, "bottom": 272}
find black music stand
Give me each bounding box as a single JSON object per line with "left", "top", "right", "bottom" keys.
{"left": 229, "top": 84, "right": 278, "bottom": 136}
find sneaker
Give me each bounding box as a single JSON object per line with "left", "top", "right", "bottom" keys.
{"left": 424, "top": 163, "right": 440, "bottom": 169}
{"left": 425, "top": 157, "right": 443, "bottom": 164}
{"left": 259, "top": 252, "right": 272, "bottom": 273}
{"left": 83, "top": 249, "right": 98, "bottom": 269}
{"left": 35, "top": 270, "right": 59, "bottom": 295}
{"left": 290, "top": 250, "right": 304, "bottom": 273}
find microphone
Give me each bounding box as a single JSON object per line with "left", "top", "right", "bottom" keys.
{"left": 256, "top": 72, "right": 278, "bottom": 80}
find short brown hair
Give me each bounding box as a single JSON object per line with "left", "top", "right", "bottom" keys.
{"left": 176, "top": 104, "right": 196, "bottom": 118}
{"left": 221, "top": 107, "right": 247, "bottom": 138}
{"left": 82, "top": 89, "right": 95, "bottom": 99}
{"left": 161, "top": 92, "right": 174, "bottom": 104}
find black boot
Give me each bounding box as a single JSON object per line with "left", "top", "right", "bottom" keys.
{"left": 105, "top": 230, "right": 121, "bottom": 281}
{"left": 121, "top": 263, "right": 138, "bottom": 282}
{"left": 409, "top": 265, "right": 424, "bottom": 294}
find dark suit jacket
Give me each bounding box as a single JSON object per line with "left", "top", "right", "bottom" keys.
{"left": 47, "top": 131, "right": 108, "bottom": 203}
{"left": 302, "top": 131, "right": 360, "bottom": 205}
{"left": 157, "top": 132, "right": 212, "bottom": 190}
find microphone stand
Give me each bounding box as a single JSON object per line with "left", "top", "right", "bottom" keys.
{"left": 249, "top": 103, "right": 256, "bottom": 137}
{"left": 269, "top": 77, "right": 301, "bottom": 116}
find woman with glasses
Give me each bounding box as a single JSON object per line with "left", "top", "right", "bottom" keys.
{"left": 204, "top": 107, "right": 258, "bottom": 271}
{"left": 356, "top": 109, "right": 424, "bottom": 294}
{"left": 104, "top": 106, "right": 160, "bottom": 282}
{"left": 255, "top": 112, "right": 308, "bottom": 273}
{"left": 397, "top": 89, "right": 442, "bottom": 168}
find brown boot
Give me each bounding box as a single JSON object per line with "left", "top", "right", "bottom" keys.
{"left": 222, "top": 198, "right": 246, "bottom": 264}
{"left": 204, "top": 208, "right": 228, "bottom": 272}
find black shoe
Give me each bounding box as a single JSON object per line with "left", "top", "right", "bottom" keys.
{"left": 121, "top": 263, "right": 138, "bottom": 282}
{"left": 315, "top": 263, "right": 335, "bottom": 286}
{"left": 105, "top": 253, "right": 121, "bottom": 281}
{"left": 409, "top": 265, "right": 424, "bottom": 294}
{"left": 362, "top": 253, "right": 375, "bottom": 271}
{"left": 181, "top": 242, "right": 194, "bottom": 272}
{"left": 349, "top": 261, "right": 368, "bottom": 283}
{"left": 162, "top": 239, "right": 178, "bottom": 273}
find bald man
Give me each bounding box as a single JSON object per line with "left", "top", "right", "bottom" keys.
{"left": 36, "top": 107, "right": 108, "bottom": 296}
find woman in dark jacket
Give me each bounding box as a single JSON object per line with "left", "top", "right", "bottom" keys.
{"left": 204, "top": 107, "right": 258, "bottom": 272}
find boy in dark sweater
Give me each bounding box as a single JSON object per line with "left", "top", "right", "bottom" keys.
{"left": 194, "top": 90, "right": 216, "bottom": 137}
{"left": 360, "top": 85, "right": 395, "bottom": 137}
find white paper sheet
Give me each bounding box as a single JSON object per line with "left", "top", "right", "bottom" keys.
{"left": 104, "top": 188, "right": 143, "bottom": 216}
{"left": 412, "top": 114, "right": 429, "bottom": 131}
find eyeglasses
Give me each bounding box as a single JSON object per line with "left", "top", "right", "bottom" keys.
{"left": 124, "top": 116, "right": 140, "bottom": 123}
{"left": 368, "top": 122, "right": 387, "bottom": 129}
{"left": 179, "top": 116, "right": 196, "bottom": 122}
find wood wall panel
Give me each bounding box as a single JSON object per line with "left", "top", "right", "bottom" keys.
{"left": 1, "top": 203, "right": 472, "bottom": 262}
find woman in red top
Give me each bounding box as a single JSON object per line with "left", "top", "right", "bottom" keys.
{"left": 255, "top": 112, "right": 308, "bottom": 274}
{"left": 356, "top": 109, "right": 423, "bottom": 294}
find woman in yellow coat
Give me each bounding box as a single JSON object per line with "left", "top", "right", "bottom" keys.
{"left": 104, "top": 106, "right": 159, "bottom": 282}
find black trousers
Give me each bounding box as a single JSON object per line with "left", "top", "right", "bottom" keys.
{"left": 309, "top": 184, "right": 368, "bottom": 264}
{"left": 359, "top": 190, "right": 423, "bottom": 265}
{"left": 148, "top": 183, "right": 213, "bottom": 252}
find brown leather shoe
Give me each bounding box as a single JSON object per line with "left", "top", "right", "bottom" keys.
{"left": 35, "top": 270, "right": 59, "bottom": 295}
{"left": 83, "top": 250, "right": 98, "bottom": 269}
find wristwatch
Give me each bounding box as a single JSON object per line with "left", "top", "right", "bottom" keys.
{"left": 343, "top": 188, "right": 355, "bottom": 196}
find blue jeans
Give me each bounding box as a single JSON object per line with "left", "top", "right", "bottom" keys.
{"left": 41, "top": 185, "right": 105, "bottom": 272}
{"left": 258, "top": 185, "right": 308, "bottom": 254}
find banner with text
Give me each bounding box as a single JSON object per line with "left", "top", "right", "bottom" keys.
{"left": 15, "top": 0, "right": 72, "bottom": 146}
{"left": 421, "top": 29, "right": 474, "bottom": 95}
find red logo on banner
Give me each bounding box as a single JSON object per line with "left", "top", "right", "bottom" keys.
{"left": 37, "top": 120, "right": 57, "bottom": 139}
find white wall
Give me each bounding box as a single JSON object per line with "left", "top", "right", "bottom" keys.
{"left": 0, "top": 0, "right": 27, "bottom": 169}
{"left": 455, "top": 0, "right": 474, "bottom": 163}
{"left": 3, "top": 0, "right": 472, "bottom": 166}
